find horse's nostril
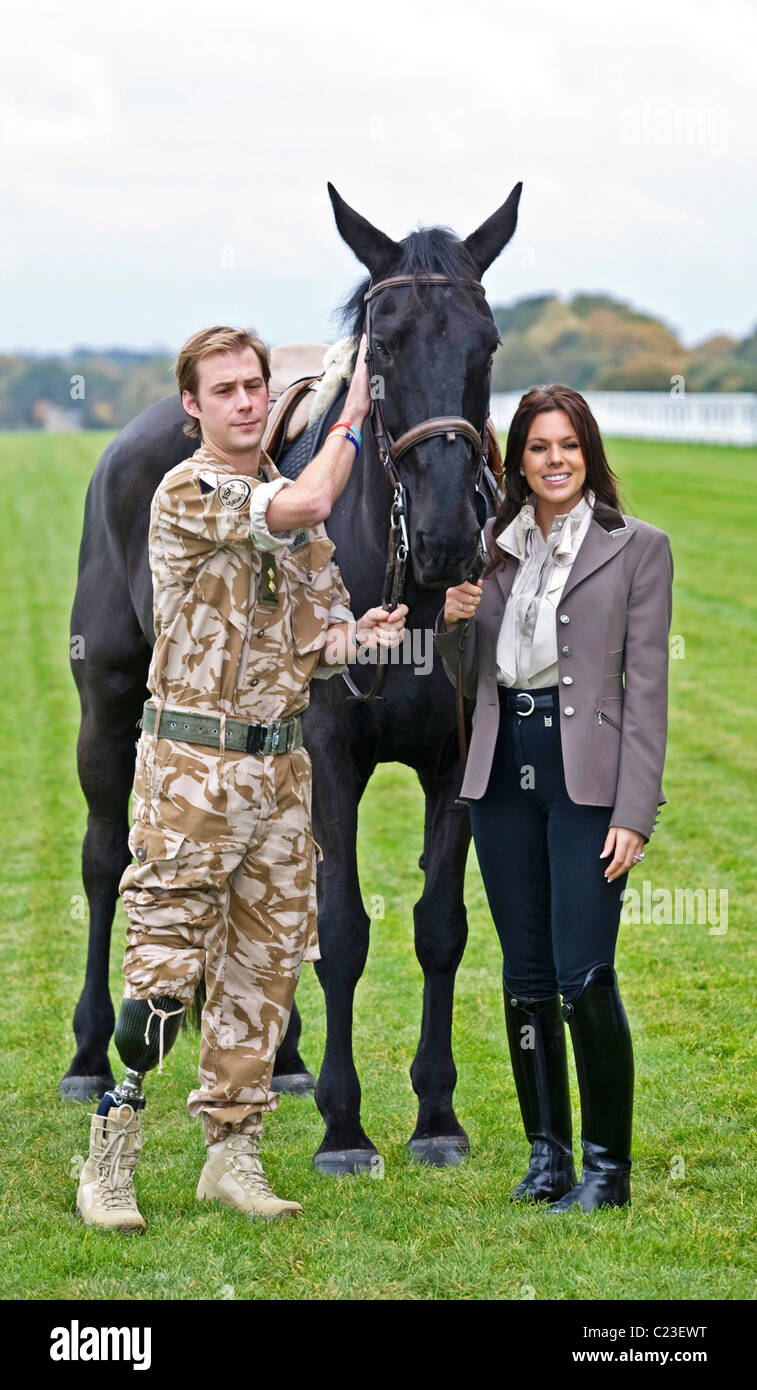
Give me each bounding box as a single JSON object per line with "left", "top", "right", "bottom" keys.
{"left": 415, "top": 531, "right": 477, "bottom": 576}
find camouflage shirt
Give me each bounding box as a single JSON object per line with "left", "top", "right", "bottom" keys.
{"left": 146, "top": 443, "right": 353, "bottom": 721}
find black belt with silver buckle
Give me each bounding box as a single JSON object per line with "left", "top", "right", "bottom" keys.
{"left": 499, "top": 687, "right": 559, "bottom": 717}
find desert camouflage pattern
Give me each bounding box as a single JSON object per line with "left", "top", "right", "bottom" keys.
{"left": 118, "top": 442, "right": 348, "bottom": 1138}
{"left": 147, "top": 444, "right": 353, "bottom": 720}
{"left": 120, "top": 738, "right": 321, "bottom": 1137}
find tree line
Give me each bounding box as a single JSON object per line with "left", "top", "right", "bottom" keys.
{"left": 1, "top": 294, "right": 755, "bottom": 430}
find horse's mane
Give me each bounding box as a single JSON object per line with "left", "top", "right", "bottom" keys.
{"left": 336, "top": 227, "right": 481, "bottom": 339}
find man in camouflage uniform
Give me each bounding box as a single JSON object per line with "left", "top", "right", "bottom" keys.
{"left": 76, "top": 326, "right": 407, "bottom": 1231}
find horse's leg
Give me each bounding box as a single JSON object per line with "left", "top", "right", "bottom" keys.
{"left": 60, "top": 695, "right": 141, "bottom": 1101}
{"left": 271, "top": 1001, "right": 316, "bottom": 1096}
{"left": 407, "top": 759, "right": 472, "bottom": 1165}
{"left": 310, "top": 736, "right": 378, "bottom": 1175}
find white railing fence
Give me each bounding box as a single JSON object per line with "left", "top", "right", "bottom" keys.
{"left": 489, "top": 392, "right": 757, "bottom": 446}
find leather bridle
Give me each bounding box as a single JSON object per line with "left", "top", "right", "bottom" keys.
{"left": 342, "top": 272, "right": 494, "bottom": 703}
{"left": 364, "top": 273, "right": 490, "bottom": 477}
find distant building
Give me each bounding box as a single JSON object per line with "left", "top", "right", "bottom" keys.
{"left": 32, "top": 399, "right": 82, "bottom": 433}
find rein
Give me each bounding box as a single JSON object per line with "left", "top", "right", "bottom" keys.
{"left": 341, "top": 273, "right": 493, "bottom": 704}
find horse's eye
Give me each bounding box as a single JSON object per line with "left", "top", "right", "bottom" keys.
{"left": 374, "top": 341, "right": 386, "bottom": 354}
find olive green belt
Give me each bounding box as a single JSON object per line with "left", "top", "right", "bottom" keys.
{"left": 140, "top": 702, "right": 303, "bottom": 755}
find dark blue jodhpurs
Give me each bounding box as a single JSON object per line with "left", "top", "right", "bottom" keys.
{"left": 467, "top": 685, "right": 628, "bottom": 1004}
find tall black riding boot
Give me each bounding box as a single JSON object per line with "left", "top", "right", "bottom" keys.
{"left": 548, "top": 963, "right": 634, "bottom": 1213}
{"left": 504, "top": 989, "right": 577, "bottom": 1202}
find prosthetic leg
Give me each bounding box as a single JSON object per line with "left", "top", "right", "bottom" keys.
{"left": 76, "top": 996, "right": 184, "bottom": 1233}
{"left": 504, "top": 988, "right": 577, "bottom": 1203}
{"left": 548, "top": 964, "right": 634, "bottom": 1213}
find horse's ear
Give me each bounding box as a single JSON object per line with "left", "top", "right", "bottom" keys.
{"left": 328, "top": 183, "right": 400, "bottom": 276}
{"left": 464, "top": 182, "right": 523, "bottom": 276}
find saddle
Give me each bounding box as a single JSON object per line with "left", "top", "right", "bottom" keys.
{"left": 262, "top": 343, "right": 330, "bottom": 461}
{"left": 262, "top": 340, "right": 504, "bottom": 494}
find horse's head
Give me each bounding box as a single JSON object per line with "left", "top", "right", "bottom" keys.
{"left": 329, "top": 181, "right": 522, "bottom": 589}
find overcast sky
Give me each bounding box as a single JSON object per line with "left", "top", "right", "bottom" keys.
{"left": 2, "top": 0, "right": 754, "bottom": 354}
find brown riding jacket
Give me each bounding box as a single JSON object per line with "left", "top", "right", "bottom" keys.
{"left": 433, "top": 502, "right": 674, "bottom": 842}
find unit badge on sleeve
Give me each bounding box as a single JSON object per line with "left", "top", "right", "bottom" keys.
{"left": 217, "top": 477, "right": 252, "bottom": 510}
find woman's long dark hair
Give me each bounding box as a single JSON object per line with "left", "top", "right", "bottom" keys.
{"left": 483, "top": 385, "right": 624, "bottom": 578}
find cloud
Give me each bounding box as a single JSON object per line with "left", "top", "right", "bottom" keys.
{"left": 2, "top": 0, "right": 755, "bottom": 350}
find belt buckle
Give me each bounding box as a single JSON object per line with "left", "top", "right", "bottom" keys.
{"left": 268, "top": 720, "right": 282, "bottom": 754}
{"left": 246, "top": 723, "right": 263, "bottom": 755}
{"left": 515, "top": 692, "right": 535, "bottom": 717}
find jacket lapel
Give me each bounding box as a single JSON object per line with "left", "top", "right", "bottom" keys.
{"left": 560, "top": 503, "right": 634, "bottom": 601}
{"left": 494, "top": 560, "right": 517, "bottom": 605}
{"left": 486, "top": 501, "right": 634, "bottom": 609}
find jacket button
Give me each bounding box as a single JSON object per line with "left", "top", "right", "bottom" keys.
{"left": 559, "top": 614, "right": 570, "bottom": 625}
{"left": 561, "top": 675, "right": 573, "bottom": 685}
{"left": 306, "top": 571, "right": 314, "bottom": 581}
{"left": 250, "top": 678, "right": 259, "bottom": 687}
{"left": 561, "top": 645, "right": 572, "bottom": 656}
{"left": 256, "top": 628, "right": 264, "bottom": 638}
{"left": 564, "top": 706, "right": 575, "bottom": 716}
{"left": 135, "top": 846, "right": 146, "bottom": 861}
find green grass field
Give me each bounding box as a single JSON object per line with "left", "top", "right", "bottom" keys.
{"left": 0, "top": 431, "right": 754, "bottom": 1301}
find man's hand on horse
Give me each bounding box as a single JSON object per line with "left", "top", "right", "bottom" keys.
{"left": 343, "top": 333, "right": 372, "bottom": 421}
{"left": 443, "top": 579, "right": 483, "bottom": 630}
{"left": 355, "top": 603, "right": 408, "bottom": 650}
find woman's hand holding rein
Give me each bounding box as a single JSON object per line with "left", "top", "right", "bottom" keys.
{"left": 443, "top": 579, "right": 483, "bottom": 630}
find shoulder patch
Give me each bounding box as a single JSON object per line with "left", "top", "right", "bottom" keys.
{"left": 198, "top": 469, "right": 218, "bottom": 494}
{"left": 217, "top": 477, "right": 252, "bottom": 511}
{"left": 291, "top": 529, "right": 310, "bottom": 550}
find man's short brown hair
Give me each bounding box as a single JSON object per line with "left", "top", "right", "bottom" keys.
{"left": 174, "top": 326, "right": 271, "bottom": 438}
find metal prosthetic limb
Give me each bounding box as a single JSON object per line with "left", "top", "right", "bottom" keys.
{"left": 96, "top": 995, "right": 185, "bottom": 1114}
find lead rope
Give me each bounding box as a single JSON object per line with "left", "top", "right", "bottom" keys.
{"left": 144, "top": 999, "right": 185, "bottom": 1074}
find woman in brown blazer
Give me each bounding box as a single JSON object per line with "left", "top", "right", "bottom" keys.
{"left": 433, "top": 385, "right": 673, "bottom": 1213}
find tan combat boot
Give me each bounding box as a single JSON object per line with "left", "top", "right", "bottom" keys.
{"left": 76, "top": 1104, "right": 146, "bottom": 1234}
{"left": 197, "top": 1131, "right": 303, "bottom": 1220}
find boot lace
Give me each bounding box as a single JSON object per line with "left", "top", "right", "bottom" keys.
{"left": 94, "top": 1123, "right": 141, "bottom": 1210}
{"left": 226, "top": 1136, "right": 276, "bottom": 1199}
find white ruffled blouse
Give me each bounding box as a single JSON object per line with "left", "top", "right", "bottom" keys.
{"left": 495, "top": 489, "right": 595, "bottom": 689}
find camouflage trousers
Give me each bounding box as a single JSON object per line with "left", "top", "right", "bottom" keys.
{"left": 118, "top": 729, "right": 321, "bottom": 1144}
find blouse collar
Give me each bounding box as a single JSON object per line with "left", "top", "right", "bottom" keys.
{"left": 496, "top": 488, "right": 596, "bottom": 562}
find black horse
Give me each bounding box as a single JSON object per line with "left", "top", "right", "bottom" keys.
{"left": 63, "top": 182, "right": 522, "bottom": 1173}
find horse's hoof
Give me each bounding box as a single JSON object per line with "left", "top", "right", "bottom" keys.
{"left": 270, "top": 1071, "right": 316, "bottom": 1097}
{"left": 313, "top": 1148, "right": 383, "bottom": 1177}
{"left": 407, "top": 1135, "right": 470, "bottom": 1167}
{"left": 59, "top": 1074, "right": 115, "bottom": 1103}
